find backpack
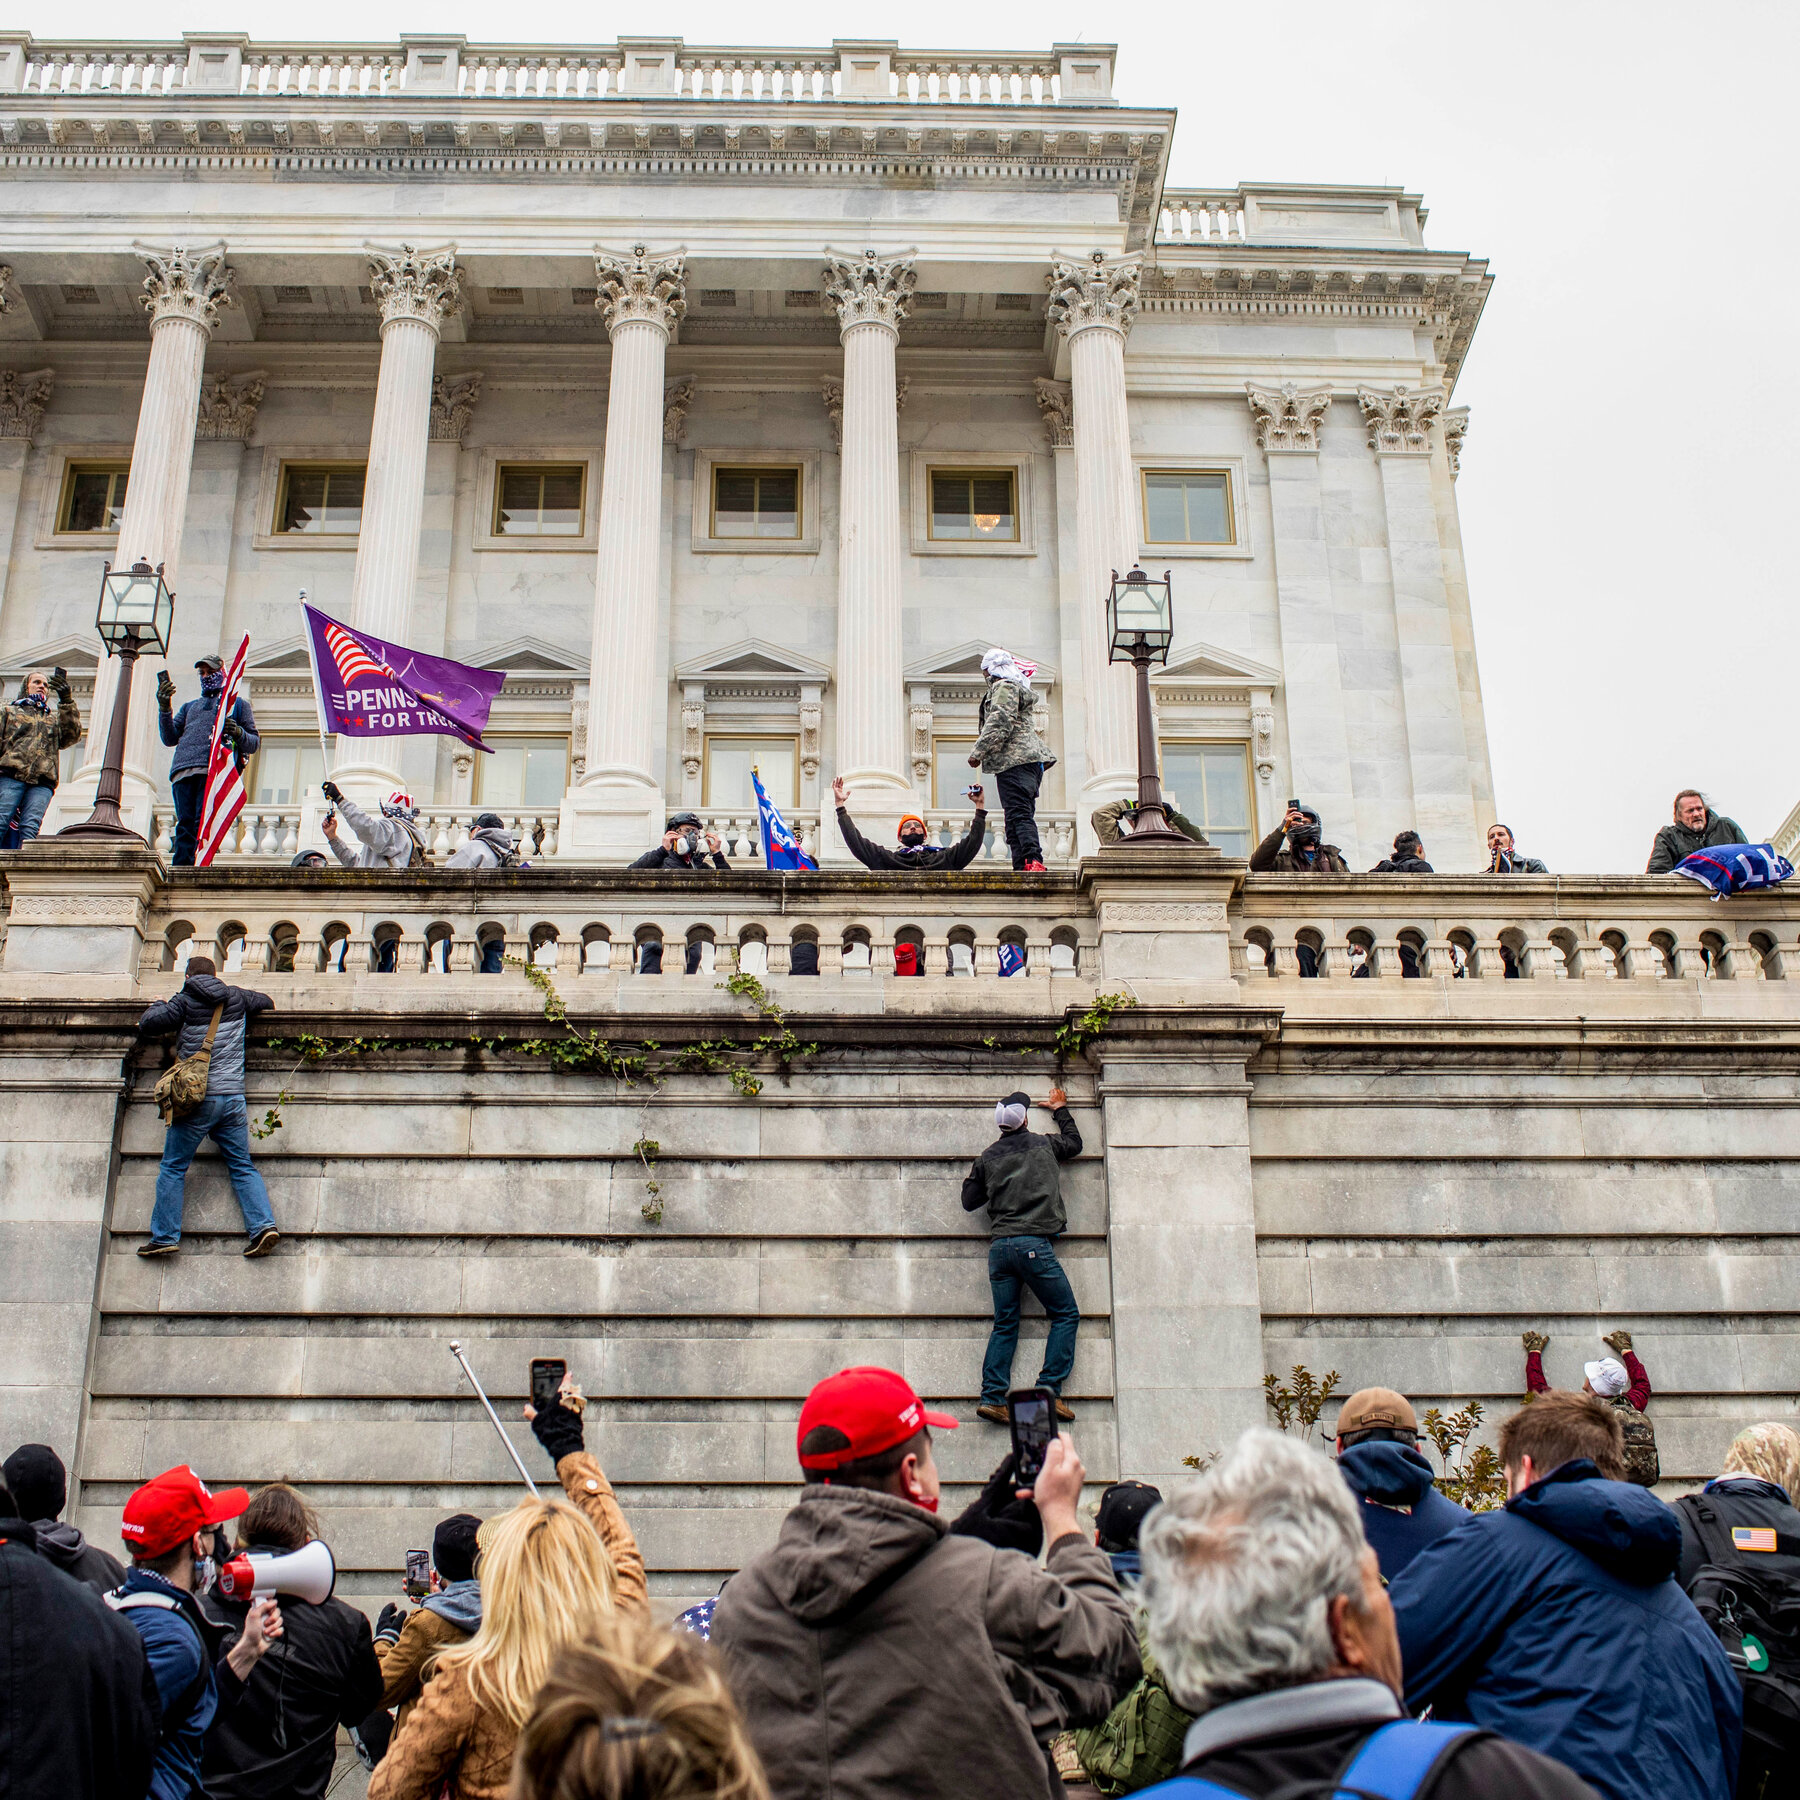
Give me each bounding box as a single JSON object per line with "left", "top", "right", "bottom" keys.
{"left": 1608, "top": 1396, "right": 1660, "bottom": 1486}
{"left": 1145, "top": 1718, "right": 1480, "bottom": 1799}
{"left": 1678, "top": 1495, "right": 1800, "bottom": 1764}
{"left": 154, "top": 1004, "right": 223, "bottom": 1124}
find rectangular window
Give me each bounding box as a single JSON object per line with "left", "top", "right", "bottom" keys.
{"left": 711, "top": 467, "right": 801, "bottom": 540}
{"left": 1142, "top": 470, "right": 1234, "bottom": 545}
{"left": 928, "top": 469, "right": 1018, "bottom": 542}
{"left": 493, "top": 464, "right": 586, "bottom": 537}
{"left": 59, "top": 462, "right": 130, "bottom": 533}
{"left": 250, "top": 739, "right": 325, "bottom": 807}
{"left": 1159, "top": 741, "right": 1252, "bottom": 856}
{"left": 277, "top": 463, "right": 366, "bottom": 535}
{"left": 705, "top": 736, "right": 797, "bottom": 809}
{"left": 478, "top": 738, "right": 569, "bottom": 809}
{"left": 932, "top": 737, "right": 979, "bottom": 808}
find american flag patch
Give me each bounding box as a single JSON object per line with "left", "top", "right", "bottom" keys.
{"left": 1733, "top": 1527, "right": 1779, "bottom": 1553}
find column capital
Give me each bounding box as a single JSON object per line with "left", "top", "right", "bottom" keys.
{"left": 428, "top": 371, "right": 483, "bottom": 443}
{"left": 1034, "top": 377, "right": 1073, "bottom": 447}
{"left": 662, "top": 375, "right": 695, "bottom": 445}
{"left": 1358, "top": 383, "right": 1447, "bottom": 455}
{"left": 136, "top": 243, "right": 235, "bottom": 333}
{"left": 593, "top": 244, "right": 688, "bottom": 335}
{"left": 0, "top": 366, "right": 53, "bottom": 441}
{"left": 194, "top": 371, "right": 265, "bottom": 441}
{"left": 1247, "top": 382, "right": 1332, "bottom": 454}
{"left": 367, "top": 244, "right": 462, "bottom": 335}
{"left": 0, "top": 264, "right": 15, "bottom": 315}
{"left": 822, "top": 247, "right": 917, "bottom": 335}
{"left": 1444, "top": 405, "right": 1470, "bottom": 479}
{"left": 1046, "top": 250, "right": 1142, "bottom": 341}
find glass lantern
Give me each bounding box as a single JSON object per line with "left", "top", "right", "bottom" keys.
{"left": 1107, "top": 565, "right": 1174, "bottom": 664}
{"left": 96, "top": 559, "right": 174, "bottom": 658}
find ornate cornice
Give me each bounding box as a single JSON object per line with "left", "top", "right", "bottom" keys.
{"left": 368, "top": 245, "right": 461, "bottom": 334}
{"left": 822, "top": 248, "right": 917, "bottom": 335}
{"left": 0, "top": 367, "right": 53, "bottom": 441}
{"left": 1444, "top": 406, "right": 1469, "bottom": 479}
{"left": 1033, "top": 377, "right": 1073, "bottom": 447}
{"left": 662, "top": 376, "right": 695, "bottom": 444}
{"left": 1358, "top": 384, "right": 1447, "bottom": 454}
{"left": 593, "top": 244, "right": 688, "bottom": 335}
{"left": 1246, "top": 382, "right": 1331, "bottom": 454}
{"left": 428, "top": 371, "right": 483, "bottom": 443}
{"left": 137, "top": 244, "right": 234, "bottom": 333}
{"left": 1046, "top": 249, "right": 1141, "bottom": 340}
{"left": 194, "top": 370, "right": 265, "bottom": 441}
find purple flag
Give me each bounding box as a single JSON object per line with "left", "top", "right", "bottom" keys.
{"left": 301, "top": 602, "right": 504, "bottom": 751}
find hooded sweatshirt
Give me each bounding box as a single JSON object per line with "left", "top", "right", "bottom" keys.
{"left": 1336, "top": 1441, "right": 1468, "bottom": 1581}
{"left": 1392, "top": 1460, "right": 1742, "bottom": 1800}
{"left": 712, "top": 1483, "right": 1138, "bottom": 1800}
{"left": 32, "top": 1519, "right": 126, "bottom": 1596}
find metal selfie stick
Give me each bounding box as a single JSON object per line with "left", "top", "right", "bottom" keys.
{"left": 448, "top": 1340, "right": 540, "bottom": 1496}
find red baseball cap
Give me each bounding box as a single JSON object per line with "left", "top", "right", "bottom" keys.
{"left": 797, "top": 1367, "right": 958, "bottom": 1471}
{"left": 120, "top": 1465, "right": 250, "bottom": 1559}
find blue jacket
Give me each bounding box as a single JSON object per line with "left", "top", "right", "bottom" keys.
{"left": 1391, "top": 1460, "right": 1741, "bottom": 1800}
{"left": 160, "top": 692, "right": 258, "bottom": 781}
{"left": 1337, "top": 1440, "right": 1468, "bottom": 1581}
{"left": 110, "top": 1568, "right": 222, "bottom": 1800}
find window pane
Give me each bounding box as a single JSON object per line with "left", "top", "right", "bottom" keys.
{"left": 933, "top": 739, "right": 978, "bottom": 808}
{"left": 496, "top": 466, "right": 583, "bottom": 536}
{"left": 714, "top": 469, "right": 800, "bottom": 540}
{"left": 1143, "top": 472, "right": 1231, "bottom": 544}
{"left": 714, "top": 471, "right": 759, "bottom": 537}
{"left": 280, "top": 469, "right": 327, "bottom": 532}
{"left": 931, "top": 471, "right": 1016, "bottom": 540}
{"left": 252, "top": 741, "right": 324, "bottom": 806}
{"left": 320, "top": 468, "right": 365, "bottom": 533}
{"left": 754, "top": 471, "right": 798, "bottom": 538}
{"left": 931, "top": 474, "right": 973, "bottom": 538}
{"left": 1161, "top": 741, "right": 1251, "bottom": 855}
{"left": 706, "top": 738, "right": 795, "bottom": 808}
{"left": 521, "top": 741, "right": 566, "bottom": 805}
{"left": 479, "top": 738, "right": 569, "bottom": 808}
{"left": 280, "top": 467, "right": 364, "bottom": 534}
{"left": 969, "top": 474, "right": 1016, "bottom": 539}
{"left": 64, "top": 466, "right": 128, "bottom": 532}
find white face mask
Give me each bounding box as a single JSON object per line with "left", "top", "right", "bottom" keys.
{"left": 673, "top": 834, "right": 696, "bottom": 858}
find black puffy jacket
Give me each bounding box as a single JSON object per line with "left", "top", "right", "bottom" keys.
{"left": 136, "top": 971, "right": 273, "bottom": 1098}
{"left": 960, "top": 1107, "right": 1082, "bottom": 1238}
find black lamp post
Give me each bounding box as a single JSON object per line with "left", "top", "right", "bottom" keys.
{"left": 59, "top": 558, "right": 174, "bottom": 841}
{"left": 1106, "top": 564, "right": 1193, "bottom": 846}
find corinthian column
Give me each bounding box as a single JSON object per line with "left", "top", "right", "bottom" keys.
{"left": 332, "top": 246, "right": 460, "bottom": 794}
{"left": 559, "top": 245, "right": 686, "bottom": 860}
{"left": 824, "top": 248, "right": 915, "bottom": 818}
{"left": 60, "top": 246, "right": 233, "bottom": 836}
{"left": 1047, "top": 251, "right": 1142, "bottom": 823}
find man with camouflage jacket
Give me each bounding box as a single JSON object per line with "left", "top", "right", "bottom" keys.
{"left": 970, "top": 648, "right": 1055, "bottom": 872}
{"left": 0, "top": 668, "right": 81, "bottom": 844}
{"left": 1522, "top": 1328, "right": 1659, "bottom": 1486}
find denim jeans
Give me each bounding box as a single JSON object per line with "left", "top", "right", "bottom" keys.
{"left": 980, "top": 1233, "right": 1080, "bottom": 1403}
{"left": 995, "top": 763, "right": 1044, "bottom": 869}
{"left": 150, "top": 1093, "right": 275, "bottom": 1245}
{"left": 0, "top": 776, "right": 53, "bottom": 844}
{"left": 170, "top": 775, "right": 204, "bottom": 866}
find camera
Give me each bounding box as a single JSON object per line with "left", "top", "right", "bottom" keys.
{"left": 403, "top": 1548, "right": 431, "bottom": 1599}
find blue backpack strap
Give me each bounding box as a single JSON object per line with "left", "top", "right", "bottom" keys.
{"left": 1336, "top": 1720, "right": 1481, "bottom": 1799}
{"left": 1134, "top": 1780, "right": 1246, "bottom": 1799}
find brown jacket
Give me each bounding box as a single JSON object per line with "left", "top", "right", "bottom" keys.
{"left": 712, "top": 1484, "right": 1140, "bottom": 1800}
{"left": 376, "top": 1603, "right": 470, "bottom": 1731}
{"left": 0, "top": 692, "right": 80, "bottom": 789}
{"left": 368, "top": 1451, "right": 648, "bottom": 1800}
{"left": 1249, "top": 825, "right": 1349, "bottom": 873}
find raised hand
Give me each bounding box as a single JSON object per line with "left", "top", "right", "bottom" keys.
{"left": 1601, "top": 1330, "right": 1633, "bottom": 1357}
{"left": 1521, "top": 1331, "right": 1549, "bottom": 1353}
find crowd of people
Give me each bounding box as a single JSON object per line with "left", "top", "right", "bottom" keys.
{"left": 7, "top": 1355, "right": 1795, "bottom": 1800}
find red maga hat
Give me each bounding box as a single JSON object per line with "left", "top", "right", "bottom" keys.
{"left": 120, "top": 1465, "right": 250, "bottom": 1560}
{"left": 797, "top": 1366, "right": 958, "bottom": 1472}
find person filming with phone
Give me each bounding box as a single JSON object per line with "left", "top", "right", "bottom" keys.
{"left": 370, "top": 1514, "right": 484, "bottom": 1736}
{"left": 712, "top": 1365, "right": 1139, "bottom": 1800}
{"left": 963, "top": 1088, "right": 1084, "bottom": 1425}
{"left": 832, "top": 775, "right": 989, "bottom": 871}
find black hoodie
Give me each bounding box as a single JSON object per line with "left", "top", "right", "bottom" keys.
{"left": 31, "top": 1519, "right": 125, "bottom": 1596}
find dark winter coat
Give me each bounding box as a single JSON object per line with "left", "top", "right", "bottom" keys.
{"left": 1165, "top": 1676, "right": 1600, "bottom": 1800}
{"left": 627, "top": 844, "right": 731, "bottom": 872}
{"left": 1372, "top": 853, "right": 1435, "bottom": 873}
{"left": 973, "top": 677, "right": 1056, "bottom": 776}
{"left": 160, "top": 692, "right": 259, "bottom": 781}
{"left": 961, "top": 1106, "right": 1083, "bottom": 1238}
{"left": 0, "top": 1520, "right": 158, "bottom": 1800}
{"left": 203, "top": 1556, "right": 384, "bottom": 1800}
{"left": 837, "top": 804, "right": 988, "bottom": 871}
{"left": 1489, "top": 852, "right": 1550, "bottom": 874}
{"left": 1336, "top": 1441, "right": 1469, "bottom": 1581}
{"left": 32, "top": 1518, "right": 126, "bottom": 1596}
{"left": 1249, "top": 826, "right": 1349, "bottom": 873}
{"left": 1674, "top": 1477, "right": 1800, "bottom": 1591}
{"left": 1647, "top": 808, "right": 1749, "bottom": 874}
{"left": 712, "top": 1484, "right": 1139, "bottom": 1800}
{"left": 0, "top": 692, "right": 81, "bottom": 789}
{"left": 1391, "top": 1460, "right": 1742, "bottom": 1800}
{"left": 137, "top": 969, "right": 274, "bottom": 1099}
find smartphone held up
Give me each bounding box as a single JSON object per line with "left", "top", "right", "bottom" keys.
{"left": 1007, "top": 1387, "right": 1057, "bottom": 1486}
{"left": 530, "top": 1358, "right": 567, "bottom": 1412}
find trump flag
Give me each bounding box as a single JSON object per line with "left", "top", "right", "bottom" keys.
{"left": 752, "top": 767, "right": 818, "bottom": 871}
{"left": 301, "top": 601, "right": 504, "bottom": 750}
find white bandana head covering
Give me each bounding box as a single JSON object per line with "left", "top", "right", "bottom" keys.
{"left": 1584, "top": 1357, "right": 1629, "bottom": 1398}
{"left": 980, "top": 648, "right": 1032, "bottom": 691}
{"left": 995, "top": 1099, "right": 1029, "bottom": 1131}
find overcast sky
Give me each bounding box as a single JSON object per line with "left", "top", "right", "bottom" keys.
{"left": 76, "top": 0, "right": 1798, "bottom": 870}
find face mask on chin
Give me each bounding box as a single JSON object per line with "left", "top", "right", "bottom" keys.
{"left": 899, "top": 833, "right": 926, "bottom": 850}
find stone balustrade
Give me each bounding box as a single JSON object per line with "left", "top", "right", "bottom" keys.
{"left": 147, "top": 801, "right": 562, "bottom": 866}
{"left": 1158, "top": 190, "right": 1249, "bottom": 242}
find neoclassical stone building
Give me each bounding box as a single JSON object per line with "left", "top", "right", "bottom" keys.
{"left": 0, "top": 32, "right": 1494, "bottom": 868}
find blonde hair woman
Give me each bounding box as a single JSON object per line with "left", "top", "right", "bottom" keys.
{"left": 372, "top": 1380, "right": 647, "bottom": 1800}
{"left": 1673, "top": 1420, "right": 1800, "bottom": 1592}
{"left": 512, "top": 1613, "right": 769, "bottom": 1800}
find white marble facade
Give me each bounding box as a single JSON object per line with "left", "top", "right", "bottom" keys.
{"left": 0, "top": 34, "right": 1494, "bottom": 867}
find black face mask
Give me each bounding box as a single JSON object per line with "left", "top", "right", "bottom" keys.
{"left": 1290, "top": 825, "right": 1321, "bottom": 849}
{"left": 899, "top": 831, "right": 926, "bottom": 849}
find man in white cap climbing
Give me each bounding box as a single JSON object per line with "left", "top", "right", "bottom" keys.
{"left": 962, "top": 1087, "right": 1083, "bottom": 1424}
{"left": 1521, "top": 1327, "right": 1659, "bottom": 1486}
{"left": 971, "top": 648, "right": 1055, "bottom": 873}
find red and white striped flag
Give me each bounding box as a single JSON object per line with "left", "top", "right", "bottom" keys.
{"left": 194, "top": 634, "right": 250, "bottom": 868}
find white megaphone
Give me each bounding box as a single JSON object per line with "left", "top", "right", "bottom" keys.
{"left": 216, "top": 1539, "right": 336, "bottom": 1605}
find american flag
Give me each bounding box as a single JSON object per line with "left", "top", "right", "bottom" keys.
{"left": 194, "top": 634, "right": 250, "bottom": 868}
{"left": 323, "top": 619, "right": 394, "bottom": 687}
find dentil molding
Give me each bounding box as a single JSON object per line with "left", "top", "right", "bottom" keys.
{"left": 593, "top": 244, "right": 689, "bottom": 335}
{"left": 1045, "top": 250, "right": 1142, "bottom": 340}
{"left": 367, "top": 245, "right": 462, "bottom": 334}
{"left": 138, "top": 244, "right": 235, "bottom": 334}
{"left": 1246, "top": 382, "right": 1331, "bottom": 454}
{"left": 822, "top": 248, "right": 917, "bottom": 335}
